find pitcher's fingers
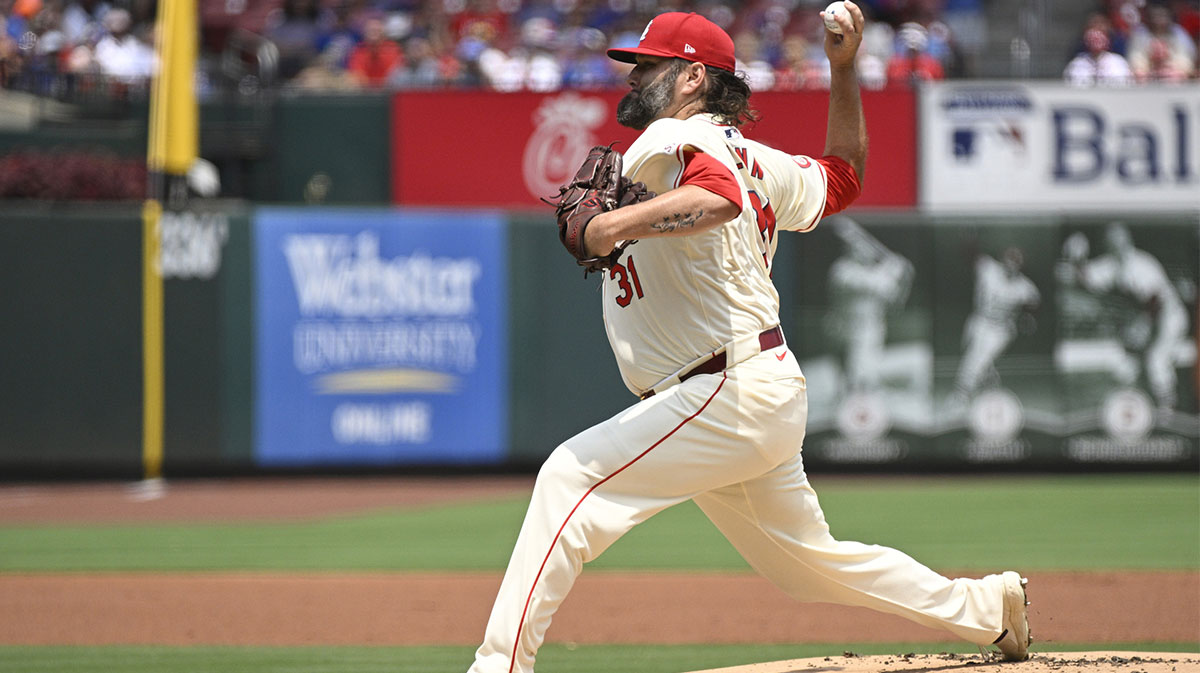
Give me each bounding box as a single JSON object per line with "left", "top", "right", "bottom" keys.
{"left": 842, "top": 0, "right": 865, "bottom": 33}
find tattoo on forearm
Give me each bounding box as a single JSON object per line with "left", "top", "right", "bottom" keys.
{"left": 652, "top": 209, "right": 704, "bottom": 233}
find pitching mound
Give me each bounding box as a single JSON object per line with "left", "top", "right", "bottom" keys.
{"left": 687, "top": 652, "right": 1199, "bottom": 673}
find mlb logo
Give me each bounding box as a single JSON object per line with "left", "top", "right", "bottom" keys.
{"left": 953, "top": 128, "right": 975, "bottom": 160}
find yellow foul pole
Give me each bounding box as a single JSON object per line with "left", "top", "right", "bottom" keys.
{"left": 143, "top": 0, "right": 197, "bottom": 482}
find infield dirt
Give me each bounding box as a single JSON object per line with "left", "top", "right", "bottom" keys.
{"left": 688, "top": 652, "right": 1200, "bottom": 673}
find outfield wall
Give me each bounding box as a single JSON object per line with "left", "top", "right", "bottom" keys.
{"left": 0, "top": 203, "right": 254, "bottom": 475}
{"left": 0, "top": 205, "right": 1194, "bottom": 476}
{"left": 0, "top": 84, "right": 1196, "bottom": 475}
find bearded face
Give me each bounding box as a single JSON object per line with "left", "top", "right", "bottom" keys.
{"left": 617, "top": 60, "right": 684, "bottom": 130}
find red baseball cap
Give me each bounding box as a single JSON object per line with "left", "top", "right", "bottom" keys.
{"left": 607, "top": 12, "right": 736, "bottom": 73}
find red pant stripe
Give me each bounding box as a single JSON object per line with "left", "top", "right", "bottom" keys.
{"left": 508, "top": 375, "right": 728, "bottom": 673}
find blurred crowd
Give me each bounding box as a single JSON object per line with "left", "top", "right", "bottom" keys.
{"left": 1, "top": 0, "right": 1197, "bottom": 99}
{"left": 1064, "top": 0, "right": 1198, "bottom": 85}
{"left": 0, "top": 0, "right": 990, "bottom": 96}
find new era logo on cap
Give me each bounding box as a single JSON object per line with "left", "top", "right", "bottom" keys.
{"left": 607, "top": 12, "right": 736, "bottom": 73}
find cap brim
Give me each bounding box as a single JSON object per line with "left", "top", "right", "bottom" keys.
{"left": 606, "top": 46, "right": 678, "bottom": 63}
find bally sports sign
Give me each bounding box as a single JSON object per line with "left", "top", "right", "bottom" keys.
{"left": 920, "top": 82, "right": 1199, "bottom": 212}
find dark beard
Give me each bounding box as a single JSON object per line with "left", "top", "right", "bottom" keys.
{"left": 616, "top": 65, "right": 677, "bottom": 129}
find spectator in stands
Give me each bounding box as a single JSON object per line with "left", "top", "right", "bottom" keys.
{"left": 859, "top": 0, "right": 904, "bottom": 25}
{"left": 455, "top": 18, "right": 501, "bottom": 87}
{"left": 11, "top": 0, "right": 40, "bottom": 23}
{"left": 570, "top": 0, "right": 629, "bottom": 37}
{"left": 859, "top": 14, "right": 894, "bottom": 67}
{"left": 264, "top": 0, "right": 321, "bottom": 80}
{"left": 387, "top": 35, "right": 442, "bottom": 88}
{"left": 1134, "top": 37, "right": 1192, "bottom": 81}
{"left": 293, "top": 42, "right": 359, "bottom": 90}
{"left": 314, "top": 1, "right": 362, "bottom": 69}
{"left": 1064, "top": 27, "right": 1133, "bottom": 86}
{"left": 26, "top": 22, "right": 66, "bottom": 93}
{"left": 886, "top": 22, "right": 944, "bottom": 85}
{"left": 734, "top": 28, "right": 776, "bottom": 90}
{"left": 93, "top": 8, "right": 154, "bottom": 82}
{"left": 347, "top": 14, "right": 404, "bottom": 87}
{"left": 2, "top": 0, "right": 29, "bottom": 43}
{"left": 560, "top": 26, "right": 618, "bottom": 89}
{"left": 856, "top": 42, "right": 888, "bottom": 90}
{"left": 1126, "top": 2, "right": 1196, "bottom": 80}
{"left": 431, "top": 35, "right": 468, "bottom": 86}
{"left": 448, "top": 0, "right": 508, "bottom": 47}
{"left": 941, "top": 0, "right": 986, "bottom": 72}
{"left": 60, "top": 0, "right": 105, "bottom": 47}
{"left": 62, "top": 39, "right": 95, "bottom": 76}
{"left": 394, "top": 2, "right": 447, "bottom": 47}
{"left": 0, "top": 27, "right": 17, "bottom": 88}
{"left": 17, "top": 0, "right": 68, "bottom": 86}
{"left": 1166, "top": 0, "right": 1199, "bottom": 41}
{"left": 772, "top": 33, "right": 821, "bottom": 90}
{"left": 15, "top": 0, "right": 1192, "bottom": 96}
{"left": 487, "top": 16, "right": 562, "bottom": 92}
{"left": 124, "top": 0, "right": 155, "bottom": 31}
{"left": 1104, "top": 0, "right": 1142, "bottom": 38}
{"left": 1076, "top": 11, "right": 1127, "bottom": 58}
{"left": 901, "top": 2, "right": 959, "bottom": 75}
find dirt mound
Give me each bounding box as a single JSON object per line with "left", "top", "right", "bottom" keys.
{"left": 689, "top": 652, "right": 1199, "bottom": 673}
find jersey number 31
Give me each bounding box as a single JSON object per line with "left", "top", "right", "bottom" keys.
{"left": 610, "top": 255, "right": 645, "bottom": 307}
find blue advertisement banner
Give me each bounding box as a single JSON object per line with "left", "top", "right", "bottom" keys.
{"left": 254, "top": 208, "right": 508, "bottom": 466}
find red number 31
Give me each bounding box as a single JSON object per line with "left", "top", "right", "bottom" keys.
{"left": 609, "top": 255, "right": 645, "bottom": 307}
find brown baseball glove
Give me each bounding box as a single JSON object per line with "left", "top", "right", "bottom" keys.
{"left": 543, "top": 145, "right": 655, "bottom": 275}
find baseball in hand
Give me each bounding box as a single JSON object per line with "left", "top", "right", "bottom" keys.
{"left": 823, "top": 1, "right": 847, "bottom": 34}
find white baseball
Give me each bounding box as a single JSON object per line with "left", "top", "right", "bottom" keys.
{"left": 823, "top": 1, "right": 846, "bottom": 34}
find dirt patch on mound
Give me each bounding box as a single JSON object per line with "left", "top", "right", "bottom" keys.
{"left": 689, "top": 652, "right": 1199, "bottom": 673}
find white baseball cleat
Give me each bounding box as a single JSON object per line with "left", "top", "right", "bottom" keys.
{"left": 992, "top": 571, "right": 1031, "bottom": 661}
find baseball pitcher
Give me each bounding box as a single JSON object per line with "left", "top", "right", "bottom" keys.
{"left": 468, "top": 7, "right": 1030, "bottom": 673}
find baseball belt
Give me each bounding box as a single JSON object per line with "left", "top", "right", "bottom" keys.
{"left": 640, "top": 326, "right": 785, "bottom": 400}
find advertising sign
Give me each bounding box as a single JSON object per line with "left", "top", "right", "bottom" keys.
{"left": 392, "top": 89, "right": 916, "bottom": 209}
{"left": 920, "top": 82, "right": 1200, "bottom": 212}
{"left": 254, "top": 208, "right": 508, "bottom": 466}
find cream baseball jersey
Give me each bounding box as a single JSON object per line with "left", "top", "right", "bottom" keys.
{"left": 602, "top": 113, "right": 829, "bottom": 394}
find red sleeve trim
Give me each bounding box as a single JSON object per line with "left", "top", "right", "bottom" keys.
{"left": 817, "top": 155, "right": 862, "bottom": 217}
{"left": 679, "top": 150, "right": 742, "bottom": 210}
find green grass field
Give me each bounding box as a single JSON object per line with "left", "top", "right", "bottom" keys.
{"left": 2, "top": 642, "right": 1198, "bottom": 673}
{"left": 1, "top": 475, "right": 1195, "bottom": 571}
{"left": 1, "top": 474, "right": 1197, "bottom": 673}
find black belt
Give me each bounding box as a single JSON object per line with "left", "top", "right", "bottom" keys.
{"left": 640, "top": 326, "right": 784, "bottom": 399}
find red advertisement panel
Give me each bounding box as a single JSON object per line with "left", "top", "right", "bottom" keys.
{"left": 392, "top": 89, "right": 914, "bottom": 209}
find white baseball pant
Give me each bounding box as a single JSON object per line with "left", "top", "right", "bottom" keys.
{"left": 468, "top": 347, "right": 1006, "bottom": 673}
